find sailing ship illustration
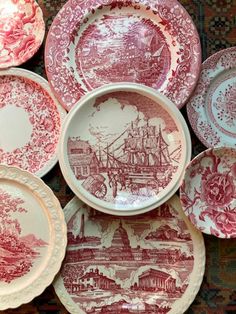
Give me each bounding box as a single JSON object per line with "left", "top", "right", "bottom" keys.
{"left": 68, "top": 118, "right": 178, "bottom": 200}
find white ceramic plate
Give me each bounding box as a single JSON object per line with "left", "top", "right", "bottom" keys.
{"left": 0, "top": 165, "right": 67, "bottom": 310}
{"left": 54, "top": 195, "right": 205, "bottom": 314}
{"left": 187, "top": 47, "right": 236, "bottom": 148}
{"left": 45, "top": 0, "right": 201, "bottom": 111}
{"left": 0, "top": 0, "right": 45, "bottom": 68}
{"left": 0, "top": 68, "right": 66, "bottom": 177}
{"left": 180, "top": 147, "right": 236, "bottom": 238}
{"left": 59, "top": 83, "right": 191, "bottom": 215}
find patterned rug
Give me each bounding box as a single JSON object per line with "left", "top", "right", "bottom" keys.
{"left": 1, "top": 0, "right": 236, "bottom": 313}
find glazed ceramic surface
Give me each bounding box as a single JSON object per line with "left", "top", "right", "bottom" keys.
{"left": 45, "top": 0, "right": 201, "bottom": 111}
{"left": 0, "top": 165, "right": 67, "bottom": 310}
{"left": 59, "top": 84, "right": 191, "bottom": 215}
{"left": 0, "top": 0, "right": 45, "bottom": 68}
{"left": 187, "top": 47, "right": 236, "bottom": 148}
{"left": 180, "top": 147, "right": 236, "bottom": 238}
{"left": 54, "top": 195, "right": 205, "bottom": 314}
{"left": 0, "top": 68, "right": 66, "bottom": 177}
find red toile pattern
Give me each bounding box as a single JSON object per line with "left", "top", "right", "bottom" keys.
{"left": 0, "top": 0, "right": 45, "bottom": 68}
{"left": 45, "top": 0, "right": 201, "bottom": 110}
{"left": 58, "top": 197, "right": 196, "bottom": 313}
{"left": 0, "top": 188, "right": 48, "bottom": 283}
{"left": 0, "top": 75, "right": 61, "bottom": 174}
{"left": 180, "top": 147, "right": 236, "bottom": 238}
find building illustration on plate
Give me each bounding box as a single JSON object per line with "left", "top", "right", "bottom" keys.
{"left": 62, "top": 202, "right": 194, "bottom": 313}
{"left": 68, "top": 118, "right": 179, "bottom": 201}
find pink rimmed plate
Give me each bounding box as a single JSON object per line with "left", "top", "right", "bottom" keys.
{"left": 0, "top": 68, "right": 67, "bottom": 177}
{"left": 187, "top": 47, "right": 236, "bottom": 148}
{"left": 180, "top": 147, "right": 236, "bottom": 238}
{"left": 54, "top": 195, "right": 205, "bottom": 314}
{"left": 59, "top": 83, "right": 191, "bottom": 215}
{"left": 0, "top": 165, "right": 67, "bottom": 310}
{"left": 45, "top": 0, "right": 201, "bottom": 111}
{"left": 0, "top": 0, "right": 45, "bottom": 68}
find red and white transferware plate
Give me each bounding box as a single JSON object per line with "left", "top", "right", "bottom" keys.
{"left": 187, "top": 47, "right": 236, "bottom": 148}
{"left": 0, "top": 67, "right": 66, "bottom": 177}
{"left": 0, "top": 0, "right": 45, "bottom": 68}
{"left": 180, "top": 147, "right": 236, "bottom": 238}
{"left": 45, "top": 0, "right": 201, "bottom": 111}
{"left": 0, "top": 165, "right": 67, "bottom": 310}
{"left": 59, "top": 83, "right": 191, "bottom": 215}
{"left": 54, "top": 195, "right": 205, "bottom": 314}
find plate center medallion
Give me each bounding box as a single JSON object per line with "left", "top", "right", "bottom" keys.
{"left": 0, "top": 105, "right": 32, "bottom": 151}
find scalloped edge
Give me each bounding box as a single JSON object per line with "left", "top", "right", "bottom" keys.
{"left": 0, "top": 165, "right": 67, "bottom": 310}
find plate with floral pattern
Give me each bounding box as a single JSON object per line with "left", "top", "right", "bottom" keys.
{"left": 54, "top": 194, "right": 205, "bottom": 314}
{"left": 0, "top": 67, "right": 66, "bottom": 177}
{"left": 180, "top": 147, "right": 236, "bottom": 238}
{"left": 0, "top": 0, "right": 45, "bottom": 68}
{"left": 0, "top": 165, "right": 67, "bottom": 310}
{"left": 59, "top": 83, "right": 191, "bottom": 215}
{"left": 45, "top": 0, "right": 201, "bottom": 111}
{"left": 187, "top": 47, "right": 236, "bottom": 148}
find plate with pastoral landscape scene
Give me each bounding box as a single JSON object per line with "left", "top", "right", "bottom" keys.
{"left": 45, "top": 0, "right": 201, "bottom": 111}
{"left": 0, "top": 165, "right": 67, "bottom": 310}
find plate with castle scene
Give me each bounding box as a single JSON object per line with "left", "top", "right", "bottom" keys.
{"left": 0, "top": 165, "right": 67, "bottom": 310}
{"left": 180, "top": 147, "right": 236, "bottom": 238}
{"left": 58, "top": 83, "right": 191, "bottom": 215}
{"left": 0, "top": 0, "right": 45, "bottom": 68}
{"left": 187, "top": 47, "right": 236, "bottom": 148}
{"left": 45, "top": 0, "right": 201, "bottom": 111}
{"left": 53, "top": 195, "right": 205, "bottom": 314}
{"left": 0, "top": 67, "right": 66, "bottom": 177}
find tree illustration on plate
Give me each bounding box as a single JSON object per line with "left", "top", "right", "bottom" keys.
{"left": 0, "top": 188, "right": 48, "bottom": 283}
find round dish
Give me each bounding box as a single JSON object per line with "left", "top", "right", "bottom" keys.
{"left": 180, "top": 147, "right": 236, "bottom": 238}
{"left": 54, "top": 195, "right": 205, "bottom": 314}
{"left": 0, "top": 165, "right": 67, "bottom": 310}
{"left": 45, "top": 0, "right": 201, "bottom": 111}
{"left": 59, "top": 83, "right": 191, "bottom": 215}
{"left": 0, "top": 68, "right": 66, "bottom": 177}
{"left": 0, "top": 0, "right": 45, "bottom": 68}
{"left": 187, "top": 47, "right": 236, "bottom": 148}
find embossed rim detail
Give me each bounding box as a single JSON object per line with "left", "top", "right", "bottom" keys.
{"left": 58, "top": 83, "right": 191, "bottom": 215}
{"left": 45, "top": 0, "right": 201, "bottom": 111}
{"left": 187, "top": 46, "right": 236, "bottom": 148}
{"left": 0, "top": 0, "right": 45, "bottom": 69}
{"left": 180, "top": 147, "right": 236, "bottom": 238}
{"left": 53, "top": 195, "right": 205, "bottom": 314}
{"left": 0, "top": 165, "right": 67, "bottom": 310}
{"left": 0, "top": 67, "right": 67, "bottom": 177}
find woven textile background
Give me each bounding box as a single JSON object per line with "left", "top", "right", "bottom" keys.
{"left": 1, "top": 0, "right": 236, "bottom": 313}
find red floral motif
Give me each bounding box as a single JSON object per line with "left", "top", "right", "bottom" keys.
{"left": 0, "top": 188, "right": 48, "bottom": 283}
{"left": 202, "top": 173, "right": 234, "bottom": 207}
{"left": 0, "top": 0, "right": 45, "bottom": 68}
{"left": 201, "top": 208, "right": 236, "bottom": 237}
{"left": 0, "top": 75, "right": 61, "bottom": 174}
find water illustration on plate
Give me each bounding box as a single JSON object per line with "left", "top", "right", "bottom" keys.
{"left": 0, "top": 188, "right": 48, "bottom": 283}
{"left": 67, "top": 91, "right": 183, "bottom": 207}
{"left": 61, "top": 201, "right": 194, "bottom": 313}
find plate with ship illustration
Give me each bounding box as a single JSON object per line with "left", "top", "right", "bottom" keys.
{"left": 0, "top": 67, "right": 66, "bottom": 177}
{"left": 59, "top": 83, "right": 191, "bottom": 215}
{"left": 45, "top": 0, "right": 201, "bottom": 111}
{"left": 0, "top": 0, "right": 45, "bottom": 68}
{"left": 180, "top": 147, "right": 236, "bottom": 238}
{"left": 54, "top": 195, "right": 205, "bottom": 314}
{"left": 0, "top": 165, "right": 67, "bottom": 310}
{"left": 187, "top": 47, "right": 236, "bottom": 148}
